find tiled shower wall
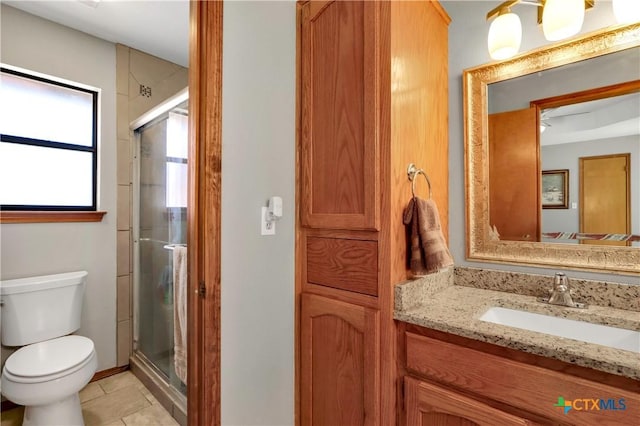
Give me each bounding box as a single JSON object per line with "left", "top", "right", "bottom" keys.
{"left": 115, "top": 45, "right": 188, "bottom": 366}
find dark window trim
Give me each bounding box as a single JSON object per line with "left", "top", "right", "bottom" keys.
{"left": 1, "top": 67, "right": 97, "bottom": 96}
{"left": 1, "top": 135, "right": 95, "bottom": 152}
{"left": 0, "top": 205, "right": 97, "bottom": 212}
{"left": 0, "top": 67, "right": 99, "bottom": 212}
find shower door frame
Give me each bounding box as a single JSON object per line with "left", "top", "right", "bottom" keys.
{"left": 131, "top": 87, "right": 189, "bottom": 397}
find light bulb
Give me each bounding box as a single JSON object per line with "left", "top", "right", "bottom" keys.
{"left": 542, "top": 0, "right": 585, "bottom": 41}
{"left": 613, "top": 0, "right": 640, "bottom": 24}
{"left": 488, "top": 12, "right": 522, "bottom": 60}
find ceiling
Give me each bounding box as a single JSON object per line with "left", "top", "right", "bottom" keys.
{"left": 541, "top": 92, "right": 640, "bottom": 146}
{"left": 4, "top": 0, "right": 189, "bottom": 67}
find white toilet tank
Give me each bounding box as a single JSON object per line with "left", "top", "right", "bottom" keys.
{"left": 0, "top": 271, "right": 88, "bottom": 346}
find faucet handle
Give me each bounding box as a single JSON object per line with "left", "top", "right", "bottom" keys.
{"left": 553, "top": 272, "right": 569, "bottom": 291}
{"left": 539, "top": 272, "right": 587, "bottom": 309}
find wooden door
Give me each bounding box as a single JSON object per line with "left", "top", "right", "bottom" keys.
{"left": 300, "top": 0, "right": 379, "bottom": 231}
{"left": 580, "top": 154, "right": 631, "bottom": 246}
{"left": 488, "top": 108, "right": 539, "bottom": 241}
{"left": 404, "top": 377, "right": 533, "bottom": 426}
{"left": 300, "top": 293, "right": 380, "bottom": 426}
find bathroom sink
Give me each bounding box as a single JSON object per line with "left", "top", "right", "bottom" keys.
{"left": 479, "top": 307, "right": 640, "bottom": 353}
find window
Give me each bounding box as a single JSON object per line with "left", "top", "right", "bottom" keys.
{"left": 166, "top": 110, "right": 188, "bottom": 208}
{"left": 0, "top": 66, "right": 98, "bottom": 211}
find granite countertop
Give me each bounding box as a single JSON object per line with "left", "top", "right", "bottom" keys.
{"left": 394, "top": 267, "right": 640, "bottom": 380}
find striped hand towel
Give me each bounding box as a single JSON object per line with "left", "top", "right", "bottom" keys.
{"left": 403, "top": 197, "right": 453, "bottom": 276}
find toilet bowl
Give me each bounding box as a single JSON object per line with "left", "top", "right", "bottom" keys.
{"left": 2, "top": 336, "right": 97, "bottom": 425}
{"left": 0, "top": 272, "right": 97, "bottom": 426}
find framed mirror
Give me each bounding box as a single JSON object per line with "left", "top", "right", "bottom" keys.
{"left": 463, "top": 23, "right": 640, "bottom": 275}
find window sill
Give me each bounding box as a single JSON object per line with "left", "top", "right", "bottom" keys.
{"left": 0, "top": 211, "right": 107, "bottom": 224}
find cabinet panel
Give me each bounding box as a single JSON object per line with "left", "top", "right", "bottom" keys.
{"left": 300, "top": 0, "right": 379, "bottom": 230}
{"left": 406, "top": 332, "right": 640, "bottom": 426}
{"left": 301, "top": 293, "right": 379, "bottom": 426}
{"left": 306, "top": 236, "right": 378, "bottom": 296}
{"left": 405, "top": 377, "right": 532, "bottom": 426}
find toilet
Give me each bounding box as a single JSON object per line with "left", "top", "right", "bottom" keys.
{"left": 0, "top": 271, "right": 97, "bottom": 426}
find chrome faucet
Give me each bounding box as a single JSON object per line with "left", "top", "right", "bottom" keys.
{"left": 540, "top": 272, "right": 587, "bottom": 309}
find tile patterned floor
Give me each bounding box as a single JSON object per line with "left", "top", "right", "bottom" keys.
{"left": 1, "top": 371, "right": 178, "bottom": 426}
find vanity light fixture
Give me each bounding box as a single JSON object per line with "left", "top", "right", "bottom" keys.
{"left": 542, "top": 0, "right": 585, "bottom": 41}
{"left": 487, "top": 0, "right": 594, "bottom": 60}
{"left": 488, "top": 8, "right": 523, "bottom": 60}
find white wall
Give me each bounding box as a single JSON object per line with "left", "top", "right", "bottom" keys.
{"left": 0, "top": 5, "right": 117, "bottom": 370}
{"left": 442, "top": 0, "right": 639, "bottom": 284}
{"left": 221, "top": 1, "right": 296, "bottom": 425}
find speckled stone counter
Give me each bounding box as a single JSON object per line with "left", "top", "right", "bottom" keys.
{"left": 394, "top": 267, "right": 640, "bottom": 380}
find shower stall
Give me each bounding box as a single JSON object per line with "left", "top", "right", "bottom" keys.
{"left": 130, "top": 88, "right": 188, "bottom": 420}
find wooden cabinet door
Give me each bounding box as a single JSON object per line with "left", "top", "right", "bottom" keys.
{"left": 300, "top": 0, "right": 379, "bottom": 231}
{"left": 300, "top": 293, "right": 379, "bottom": 426}
{"left": 488, "top": 108, "right": 539, "bottom": 241}
{"left": 404, "top": 377, "right": 534, "bottom": 426}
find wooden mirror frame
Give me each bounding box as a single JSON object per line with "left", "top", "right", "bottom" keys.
{"left": 463, "top": 23, "right": 640, "bottom": 275}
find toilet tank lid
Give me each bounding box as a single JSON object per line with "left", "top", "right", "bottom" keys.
{"left": 0, "top": 271, "right": 87, "bottom": 295}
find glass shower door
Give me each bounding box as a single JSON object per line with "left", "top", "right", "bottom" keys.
{"left": 134, "top": 96, "right": 188, "bottom": 396}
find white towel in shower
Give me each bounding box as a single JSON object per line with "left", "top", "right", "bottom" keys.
{"left": 173, "top": 246, "right": 188, "bottom": 384}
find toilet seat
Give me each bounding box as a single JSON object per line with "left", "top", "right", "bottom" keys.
{"left": 3, "top": 336, "right": 95, "bottom": 384}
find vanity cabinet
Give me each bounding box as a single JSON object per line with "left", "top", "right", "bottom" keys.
{"left": 405, "top": 377, "right": 535, "bottom": 426}
{"left": 399, "top": 324, "right": 640, "bottom": 426}
{"left": 297, "top": 0, "right": 450, "bottom": 424}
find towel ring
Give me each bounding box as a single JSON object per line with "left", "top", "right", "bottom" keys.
{"left": 407, "top": 163, "right": 432, "bottom": 199}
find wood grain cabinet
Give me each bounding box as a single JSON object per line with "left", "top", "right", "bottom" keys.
{"left": 300, "top": 0, "right": 379, "bottom": 231}
{"left": 400, "top": 325, "right": 640, "bottom": 426}
{"left": 300, "top": 294, "right": 380, "bottom": 426}
{"left": 404, "top": 377, "right": 535, "bottom": 426}
{"left": 296, "top": 0, "right": 450, "bottom": 425}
